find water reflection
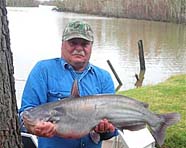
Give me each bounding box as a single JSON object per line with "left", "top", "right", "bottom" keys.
{"left": 7, "top": 7, "right": 186, "bottom": 107}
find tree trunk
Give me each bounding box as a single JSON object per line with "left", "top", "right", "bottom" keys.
{"left": 0, "top": 0, "right": 22, "bottom": 147}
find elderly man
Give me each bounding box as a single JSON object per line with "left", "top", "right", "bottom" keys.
{"left": 19, "top": 20, "right": 118, "bottom": 148}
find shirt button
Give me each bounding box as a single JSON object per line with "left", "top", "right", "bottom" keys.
{"left": 82, "top": 143, "right": 85, "bottom": 147}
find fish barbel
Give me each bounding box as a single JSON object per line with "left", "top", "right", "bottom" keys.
{"left": 22, "top": 94, "right": 180, "bottom": 146}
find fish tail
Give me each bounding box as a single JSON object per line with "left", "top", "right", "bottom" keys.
{"left": 151, "top": 112, "right": 180, "bottom": 146}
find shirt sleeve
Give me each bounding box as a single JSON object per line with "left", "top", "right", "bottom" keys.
{"left": 101, "top": 70, "right": 115, "bottom": 94}
{"left": 19, "top": 61, "right": 48, "bottom": 114}
{"left": 99, "top": 130, "right": 118, "bottom": 140}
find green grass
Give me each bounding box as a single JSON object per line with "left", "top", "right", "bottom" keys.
{"left": 118, "top": 74, "right": 186, "bottom": 148}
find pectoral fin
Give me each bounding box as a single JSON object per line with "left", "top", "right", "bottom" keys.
{"left": 89, "top": 130, "right": 100, "bottom": 144}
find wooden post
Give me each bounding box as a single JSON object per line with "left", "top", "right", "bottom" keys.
{"left": 107, "top": 60, "right": 122, "bottom": 92}
{"left": 135, "top": 40, "right": 146, "bottom": 88}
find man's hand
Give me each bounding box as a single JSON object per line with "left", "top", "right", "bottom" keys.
{"left": 33, "top": 122, "right": 56, "bottom": 137}
{"left": 23, "top": 118, "right": 56, "bottom": 137}
{"left": 94, "top": 119, "right": 115, "bottom": 133}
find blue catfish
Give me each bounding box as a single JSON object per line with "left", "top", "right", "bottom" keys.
{"left": 22, "top": 93, "right": 180, "bottom": 147}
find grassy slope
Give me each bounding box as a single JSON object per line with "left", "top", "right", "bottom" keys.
{"left": 118, "top": 74, "right": 186, "bottom": 148}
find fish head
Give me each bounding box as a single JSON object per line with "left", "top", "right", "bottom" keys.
{"left": 22, "top": 106, "right": 61, "bottom": 126}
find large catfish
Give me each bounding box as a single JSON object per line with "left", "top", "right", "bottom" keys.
{"left": 22, "top": 93, "right": 180, "bottom": 147}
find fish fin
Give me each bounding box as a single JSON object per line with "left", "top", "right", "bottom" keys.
{"left": 46, "top": 108, "right": 65, "bottom": 123}
{"left": 47, "top": 116, "right": 61, "bottom": 123}
{"left": 70, "top": 79, "right": 80, "bottom": 97}
{"left": 89, "top": 130, "right": 100, "bottom": 144}
{"left": 117, "top": 127, "right": 123, "bottom": 132}
{"left": 138, "top": 101, "right": 149, "bottom": 108}
{"left": 143, "top": 102, "right": 149, "bottom": 108}
{"left": 151, "top": 112, "right": 181, "bottom": 147}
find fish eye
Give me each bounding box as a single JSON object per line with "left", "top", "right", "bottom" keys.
{"left": 50, "top": 110, "right": 58, "bottom": 115}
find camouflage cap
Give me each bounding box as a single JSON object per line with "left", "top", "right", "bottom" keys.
{"left": 62, "top": 20, "right": 94, "bottom": 42}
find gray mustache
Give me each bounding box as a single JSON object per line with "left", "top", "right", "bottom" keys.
{"left": 72, "top": 50, "right": 85, "bottom": 56}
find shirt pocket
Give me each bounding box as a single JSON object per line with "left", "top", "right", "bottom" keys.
{"left": 47, "top": 75, "right": 73, "bottom": 102}
{"left": 47, "top": 90, "right": 70, "bottom": 102}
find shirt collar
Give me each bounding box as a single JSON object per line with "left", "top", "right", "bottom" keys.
{"left": 60, "top": 58, "right": 94, "bottom": 74}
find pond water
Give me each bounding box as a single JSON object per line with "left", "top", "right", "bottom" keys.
{"left": 7, "top": 7, "right": 186, "bottom": 108}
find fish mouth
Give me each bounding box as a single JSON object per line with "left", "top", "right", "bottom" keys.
{"left": 22, "top": 113, "right": 37, "bottom": 126}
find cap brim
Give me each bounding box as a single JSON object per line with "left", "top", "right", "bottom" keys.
{"left": 63, "top": 34, "right": 93, "bottom": 42}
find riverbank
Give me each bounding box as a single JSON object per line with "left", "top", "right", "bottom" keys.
{"left": 118, "top": 74, "right": 186, "bottom": 148}
{"left": 55, "top": 0, "right": 186, "bottom": 24}
{"left": 6, "top": 0, "right": 186, "bottom": 23}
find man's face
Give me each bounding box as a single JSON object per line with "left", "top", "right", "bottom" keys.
{"left": 61, "top": 38, "right": 93, "bottom": 71}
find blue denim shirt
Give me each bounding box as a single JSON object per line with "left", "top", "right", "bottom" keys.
{"left": 19, "top": 58, "right": 117, "bottom": 148}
